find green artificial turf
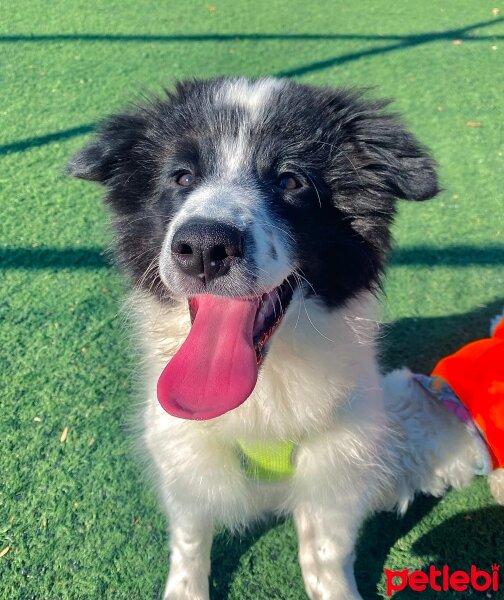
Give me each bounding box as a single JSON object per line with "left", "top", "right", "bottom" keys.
{"left": 1, "top": 1, "right": 503, "bottom": 598}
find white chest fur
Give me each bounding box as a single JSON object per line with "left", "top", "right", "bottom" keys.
{"left": 131, "top": 291, "right": 394, "bottom": 520}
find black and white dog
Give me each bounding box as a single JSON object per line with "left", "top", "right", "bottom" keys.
{"left": 69, "top": 78, "right": 486, "bottom": 599}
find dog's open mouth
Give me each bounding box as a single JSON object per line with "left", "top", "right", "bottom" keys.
{"left": 157, "top": 277, "right": 296, "bottom": 420}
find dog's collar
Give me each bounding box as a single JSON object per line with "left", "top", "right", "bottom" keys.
{"left": 413, "top": 374, "right": 493, "bottom": 476}
{"left": 236, "top": 438, "right": 297, "bottom": 481}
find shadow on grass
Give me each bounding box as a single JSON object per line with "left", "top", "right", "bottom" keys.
{"left": 0, "top": 124, "right": 95, "bottom": 155}
{"left": 1, "top": 16, "right": 502, "bottom": 45}
{"left": 392, "top": 506, "right": 504, "bottom": 599}
{"left": 380, "top": 297, "right": 504, "bottom": 374}
{"left": 2, "top": 244, "right": 503, "bottom": 272}
{"left": 210, "top": 519, "right": 279, "bottom": 599}
{"left": 355, "top": 495, "right": 441, "bottom": 600}
{"left": 275, "top": 16, "right": 503, "bottom": 77}
{"left": 1, "top": 16, "right": 502, "bottom": 156}
{"left": 389, "top": 245, "right": 504, "bottom": 268}
{"left": 0, "top": 247, "right": 109, "bottom": 269}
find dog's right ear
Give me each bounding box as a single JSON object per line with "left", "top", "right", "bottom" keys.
{"left": 66, "top": 141, "right": 109, "bottom": 183}
{"left": 66, "top": 113, "right": 147, "bottom": 185}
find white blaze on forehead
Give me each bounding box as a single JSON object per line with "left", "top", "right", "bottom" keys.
{"left": 216, "top": 77, "right": 285, "bottom": 121}
{"left": 215, "top": 78, "right": 285, "bottom": 178}
{"left": 169, "top": 78, "right": 287, "bottom": 225}
{"left": 219, "top": 131, "right": 250, "bottom": 177}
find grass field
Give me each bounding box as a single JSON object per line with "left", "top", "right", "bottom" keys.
{"left": 1, "top": 1, "right": 504, "bottom": 598}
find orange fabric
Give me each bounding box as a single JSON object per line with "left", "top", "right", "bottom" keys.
{"left": 432, "top": 316, "right": 504, "bottom": 469}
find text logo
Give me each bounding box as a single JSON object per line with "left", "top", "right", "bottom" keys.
{"left": 384, "top": 564, "right": 500, "bottom": 596}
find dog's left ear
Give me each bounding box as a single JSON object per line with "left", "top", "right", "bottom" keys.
{"left": 357, "top": 110, "right": 439, "bottom": 201}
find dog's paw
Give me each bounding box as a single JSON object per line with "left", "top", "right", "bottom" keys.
{"left": 163, "top": 587, "right": 209, "bottom": 600}
{"left": 302, "top": 568, "right": 363, "bottom": 600}
{"left": 163, "top": 574, "right": 209, "bottom": 600}
{"left": 163, "top": 593, "right": 208, "bottom": 600}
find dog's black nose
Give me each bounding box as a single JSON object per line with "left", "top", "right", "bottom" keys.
{"left": 171, "top": 219, "right": 244, "bottom": 284}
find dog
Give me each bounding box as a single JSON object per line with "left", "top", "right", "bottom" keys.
{"left": 67, "top": 77, "right": 490, "bottom": 599}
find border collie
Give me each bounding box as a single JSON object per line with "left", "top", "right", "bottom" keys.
{"left": 68, "top": 77, "right": 487, "bottom": 599}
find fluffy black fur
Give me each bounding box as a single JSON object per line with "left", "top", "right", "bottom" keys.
{"left": 68, "top": 77, "right": 438, "bottom": 308}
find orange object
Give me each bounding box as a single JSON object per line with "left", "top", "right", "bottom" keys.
{"left": 432, "top": 315, "right": 504, "bottom": 470}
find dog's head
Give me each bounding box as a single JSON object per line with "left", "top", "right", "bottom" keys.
{"left": 69, "top": 77, "right": 438, "bottom": 419}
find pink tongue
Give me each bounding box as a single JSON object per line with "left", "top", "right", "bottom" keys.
{"left": 157, "top": 295, "right": 260, "bottom": 420}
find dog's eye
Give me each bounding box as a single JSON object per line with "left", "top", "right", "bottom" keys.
{"left": 278, "top": 173, "right": 301, "bottom": 190}
{"left": 176, "top": 172, "right": 194, "bottom": 187}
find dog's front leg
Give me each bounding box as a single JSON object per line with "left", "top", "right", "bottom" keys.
{"left": 163, "top": 512, "right": 213, "bottom": 600}
{"left": 294, "top": 501, "right": 364, "bottom": 600}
